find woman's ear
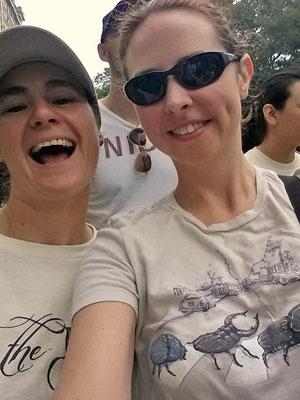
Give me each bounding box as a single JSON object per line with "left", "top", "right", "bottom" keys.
{"left": 263, "top": 103, "right": 277, "bottom": 126}
{"left": 97, "top": 43, "right": 109, "bottom": 63}
{"left": 238, "top": 54, "right": 254, "bottom": 100}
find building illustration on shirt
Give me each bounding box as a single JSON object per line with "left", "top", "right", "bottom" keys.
{"left": 174, "top": 238, "right": 300, "bottom": 316}
{"left": 242, "top": 238, "right": 300, "bottom": 289}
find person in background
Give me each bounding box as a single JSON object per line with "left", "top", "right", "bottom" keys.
{"left": 53, "top": 1, "right": 300, "bottom": 399}
{"left": 245, "top": 63, "right": 300, "bottom": 175}
{"left": 87, "top": 0, "right": 177, "bottom": 229}
{"left": 0, "top": 25, "right": 101, "bottom": 399}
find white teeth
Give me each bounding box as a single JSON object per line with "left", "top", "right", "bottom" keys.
{"left": 172, "top": 121, "right": 205, "bottom": 136}
{"left": 31, "top": 138, "right": 74, "bottom": 153}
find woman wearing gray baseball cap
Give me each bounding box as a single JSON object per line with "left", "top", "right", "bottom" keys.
{"left": 0, "top": 25, "right": 100, "bottom": 398}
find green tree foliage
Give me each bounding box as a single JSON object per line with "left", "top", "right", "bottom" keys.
{"left": 228, "top": 0, "right": 300, "bottom": 83}
{"left": 93, "top": 67, "right": 111, "bottom": 99}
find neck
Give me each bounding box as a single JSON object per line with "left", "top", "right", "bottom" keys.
{"left": 258, "top": 135, "right": 297, "bottom": 163}
{"left": 0, "top": 191, "right": 91, "bottom": 245}
{"left": 101, "top": 79, "right": 139, "bottom": 126}
{"left": 174, "top": 153, "right": 256, "bottom": 225}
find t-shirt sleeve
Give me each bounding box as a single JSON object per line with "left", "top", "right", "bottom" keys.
{"left": 72, "top": 219, "right": 138, "bottom": 318}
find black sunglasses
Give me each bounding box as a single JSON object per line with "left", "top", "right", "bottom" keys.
{"left": 127, "top": 127, "right": 152, "bottom": 173}
{"left": 124, "top": 51, "right": 240, "bottom": 106}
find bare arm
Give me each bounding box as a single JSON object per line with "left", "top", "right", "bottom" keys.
{"left": 53, "top": 301, "right": 136, "bottom": 400}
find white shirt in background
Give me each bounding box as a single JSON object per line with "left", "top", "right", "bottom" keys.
{"left": 87, "top": 102, "right": 178, "bottom": 229}
{"left": 245, "top": 146, "right": 300, "bottom": 176}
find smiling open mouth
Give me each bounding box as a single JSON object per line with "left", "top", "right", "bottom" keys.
{"left": 30, "top": 138, "right": 76, "bottom": 164}
{"left": 168, "top": 120, "right": 211, "bottom": 136}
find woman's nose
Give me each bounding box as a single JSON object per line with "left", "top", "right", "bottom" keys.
{"left": 28, "top": 101, "right": 59, "bottom": 128}
{"left": 163, "top": 76, "right": 193, "bottom": 114}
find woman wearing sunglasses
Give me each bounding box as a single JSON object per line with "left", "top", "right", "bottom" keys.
{"left": 54, "top": 1, "right": 300, "bottom": 400}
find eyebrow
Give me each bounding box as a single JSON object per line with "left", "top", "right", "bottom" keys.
{"left": 0, "top": 86, "right": 27, "bottom": 101}
{"left": 46, "top": 79, "right": 78, "bottom": 90}
{"left": 134, "top": 51, "right": 203, "bottom": 77}
{"left": 46, "top": 79, "right": 85, "bottom": 96}
{"left": 0, "top": 79, "right": 85, "bottom": 102}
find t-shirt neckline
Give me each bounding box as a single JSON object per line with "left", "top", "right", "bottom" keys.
{"left": 166, "top": 167, "right": 265, "bottom": 232}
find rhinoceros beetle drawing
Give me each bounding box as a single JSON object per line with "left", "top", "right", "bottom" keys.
{"left": 258, "top": 303, "right": 300, "bottom": 367}
{"left": 188, "top": 311, "right": 259, "bottom": 370}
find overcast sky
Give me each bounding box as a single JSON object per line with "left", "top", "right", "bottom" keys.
{"left": 17, "top": 0, "right": 118, "bottom": 79}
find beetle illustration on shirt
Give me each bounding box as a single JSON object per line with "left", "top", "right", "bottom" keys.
{"left": 150, "top": 334, "right": 187, "bottom": 379}
{"left": 258, "top": 303, "right": 300, "bottom": 368}
{"left": 188, "top": 311, "right": 259, "bottom": 370}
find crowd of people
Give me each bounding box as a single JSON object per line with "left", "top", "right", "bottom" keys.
{"left": 0, "top": 0, "right": 299, "bottom": 399}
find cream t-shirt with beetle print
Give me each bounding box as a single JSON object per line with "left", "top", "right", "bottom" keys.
{"left": 74, "top": 169, "right": 300, "bottom": 400}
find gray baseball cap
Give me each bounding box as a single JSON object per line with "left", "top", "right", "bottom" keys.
{"left": 0, "top": 25, "right": 100, "bottom": 127}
